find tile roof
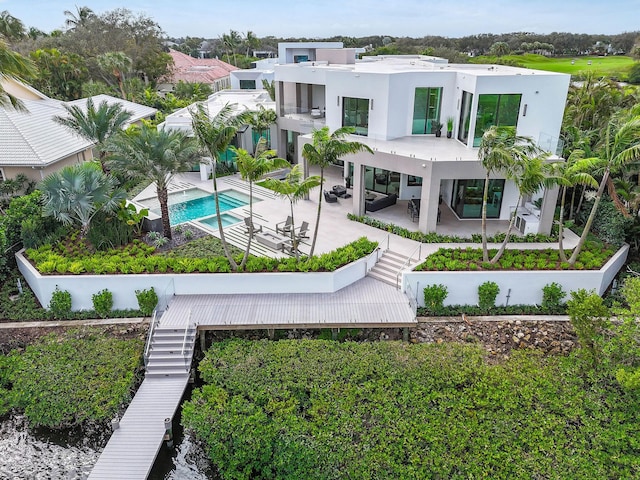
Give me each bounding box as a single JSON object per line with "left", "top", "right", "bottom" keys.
{"left": 163, "top": 49, "right": 238, "bottom": 84}
{"left": 0, "top": 99, "right": 94, "bottom": 167}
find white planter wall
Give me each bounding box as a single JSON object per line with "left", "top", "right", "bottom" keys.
{"left": 16, "top": 250, "right": 375, "bottom": 312}
{"left": 402, "top": 244, "right": 629, "bottom": 307}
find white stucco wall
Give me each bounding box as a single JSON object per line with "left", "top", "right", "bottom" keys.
{"left": 402, "top": 244, "right": 629, "bottom": 307}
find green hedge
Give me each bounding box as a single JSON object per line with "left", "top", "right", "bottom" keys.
{"left": 2, "top": 329, "right": 143, "bottom": 427}
{"left": 25, "top": 237, "right": 378, "bottom": 275}
{"left": 183, "top": 339, "right": 640, "bottom": 479}
{"left": 348, "top": 213, "right": 557, "bottom": 243}
{"left": 415, "top": 242, "right": 615, "bottom": 272}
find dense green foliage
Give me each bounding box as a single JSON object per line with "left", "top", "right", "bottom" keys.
{"left": 478, "top": 281, "right": 500, "bottom": 310}
{"left": 48, "top": 287, "right": 72, "bottom": 319}
{"left": 347, "top": 213, "right": 556, "bottom": 243}
{"left": 417, "top": 302, "right": 567, "bottom": 317}
{"left": 25, "top": 237, "right": 378, "bottom": 274}
{"left": 415, "top": 242, "right": 615, "bottom": 271}
{"left": 135, "top": 287, "right": 158, "bottom": 316}
{"left": 542, "top": 282, "right": 566, "bottom": 309}
{"left": 422, "top": 284, "right": 448, "bottom": 310}
{"left": 183, "top": 339, "right": 640, "bottom": 479}
{"left": 1, "top": 329, "right": 143, "bottom": 428}
{"left": 92, "top": 288, "right": 114, "bottom": 318}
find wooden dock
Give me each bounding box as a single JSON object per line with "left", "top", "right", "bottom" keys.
{"left": 88, "top": 375, "right": 189, "bottom": 479}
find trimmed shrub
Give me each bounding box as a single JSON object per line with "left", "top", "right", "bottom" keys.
{"left": 542, "top": 282, "right": 565, "bottom": 310}
{"left": 423, "top": 284, "right": 448, "bottom": 312}
{"left": 92, "top": 289, "right": 114, "bottom": 318}
{"left": 135, "top": 288, "right": 158, "bottom": 316}
{"left": 49, "top": 287, "right": 72, "bottom": 319}
{"left": 478, "top": 281, "right": 499, "bottom": 310}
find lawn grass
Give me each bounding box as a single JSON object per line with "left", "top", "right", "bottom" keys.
{"left": 471, "top": 53, "right": 636, "bottom": 78}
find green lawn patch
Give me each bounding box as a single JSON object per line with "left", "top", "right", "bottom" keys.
{"left": 1, "top": 329, "right": 143, "bottom": 428}
{"left": 183, "top": 339, "right": 640, "bottom": 479}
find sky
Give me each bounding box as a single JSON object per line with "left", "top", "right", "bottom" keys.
{"left": 1, "top": 0, "right": 638, "bottom": 39}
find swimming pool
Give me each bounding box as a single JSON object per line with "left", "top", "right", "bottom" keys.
{"left": 140, "top": 188, "right": 256, "bottom": 224}
{"left": 197, "top": 213, "right": 243, "bottom": 229}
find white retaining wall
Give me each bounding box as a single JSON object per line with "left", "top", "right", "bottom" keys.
{"left": 16, "top": 248, "right": 379, "bottom": 311}
{"left": 402, "top": 244, "right": 629, "bottom": 307}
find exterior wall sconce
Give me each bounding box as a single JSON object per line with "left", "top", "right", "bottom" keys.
{"left": 523, "top": 104, "right": 528, "bottom": 117}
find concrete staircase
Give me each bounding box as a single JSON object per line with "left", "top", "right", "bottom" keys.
{"left": 367, "top": 250, "right": 411, "bottom": 287}
{"left": 145, "top": 325, "right": 196, "bottom": 378}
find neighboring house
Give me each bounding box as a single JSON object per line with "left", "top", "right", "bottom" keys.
{"left": 0, "top": 78, "right": 156, "bottom": 182}
{"left": 230, "top": 58, "right": 276, "bottom": 90}
{"left": 273, "top": 46, "right": 571, "bottom": 234}
{"left": 158, "top": 49, "right": 237, "bottom": 95}
{"left": 159, "top": 89, "right": 276, "bottom": 176}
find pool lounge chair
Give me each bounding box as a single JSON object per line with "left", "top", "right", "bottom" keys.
{"left": 276, "top": 216, "right": 293, "bottom": 234}
{"left": 244, "top": 217, "right": 263, "bottom": 237}
{"left": 295, "top": 221, "right": 310, "bottom": 240}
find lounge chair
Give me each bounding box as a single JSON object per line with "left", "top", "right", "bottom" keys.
{"left": 276, "top": 216, "right": 293, "bottom": 234}
{"left": 324, "top": 190, "right": 338, "bottom": 203}
{"left": 244, "top": 217, "right": 263, "bottom": 237}
{"left": 295, "top": 221, "right": 310, "bottom": 240}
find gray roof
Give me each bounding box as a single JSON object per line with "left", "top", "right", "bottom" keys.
{"left": 0, "top": 99, "right": 94, "bottom": 168}
{"left": 65, "top": 94, "right": 157, "bottom": 125}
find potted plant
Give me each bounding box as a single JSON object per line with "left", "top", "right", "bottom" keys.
{"left": 446, "top": 117, "right": 455, "bottom": 138}
{"left": 433, "top": 121, "right": 443, "bottom": 137}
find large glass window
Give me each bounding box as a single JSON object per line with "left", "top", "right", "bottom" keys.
{"left": 364, "top": 167, "right": 401, "bottom": 195}
{"left": 239, "top": 79, "right": 256, "bottom": 89}
{"left": 458, "top": 91, "right": 473, "bottom": 144}
{"left": 412, "top": 87, "right": 442, "bottom": 134}
{"left": 451, "top": 179, "right": 504, "bottom": 219}
{"left": 473, "top": 94, "right": 522, "bottom": 146}
{"left": 342, "top": 97, "right": 369, "bottom": 136}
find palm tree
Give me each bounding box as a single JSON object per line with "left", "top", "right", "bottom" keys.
{"left": 105, "top": 124, "right": 200, "bottom": 240}
{"left": 568, "top": 115, "right": 640, "bottom": 265}
{"left": 302, "top": 126, "right": 373, "bottom": 257}
{"left": 63, "top": 6, "right": 94, "bottom": 30}
{"left": 477, "top": 126, "right": 541, "bottom": 262}
{"left": 261, "top": 79, "right": 275, "bottom": 101}
{"left": 248, "top": 105, "right": 277, "bottom": 149}
{"left": 39, "top": 162, "right": 126, "bottom": 237}
{"left": 233, "top": 138, "right": 289, "bottom": 267}
{"left": 244, "top": 31, "right": 260, "bottom": 57}
{"left": 54, "top": 98, "right": 133, "bottom": 173}
{"left": 0, "top": 10, "right": 25, "bottom": 41}
{"left": 547, "top": 153, "right": 599, "bottom": 262}
{"left": 190, "top": 102, "right": 253, "bottom": 270}
{"left": 97, "top": 51, "right": 133, "bottom": 99}
{"left": 263, "top": 165, "right": 321, "bottom": 261}
{"left": 221, "top": 30, "right": 241, "bottom": 65}
{"left": 0, "top": 38, "right": 37, "bottom": 111}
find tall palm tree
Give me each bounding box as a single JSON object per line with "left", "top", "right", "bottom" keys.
{"left": 190, "top": 102, "right": 252, "bottom": 270}
{"left": 0, "top": 38, "right": 37, "bottom": 111}
{"left": 264, "top": 165, "right": 321, "bottom": 261}
{"left": 477, "top": 126, "right": 541, "bottom": 262}
{"left": 233, "top": 138, "right": 289, "bottom": 268}
{"left": 97, "top": 51, "right": 133, "bottom": 99}
{"left": 221, "top": 30, "right": 241, "bottom": 65}
{"left": 63, "top": 6, "right": 94, "bottom": 30}
{"left": 547, "top": 153, "right": 599, "bottom": 262}
{"left": 105, "top": 124, "right": 200, "bottom": 240}
{"left": 568, "top": 115, "right": 640, "bottom": 265}
{"left": 248, "top": 105, "right": 277, "bottom": 149}
{"left": 39, "top": 162, "right": 126, "bottom": 237}
{"left": 302, "top": 126, "right": 373, "bottom": 257}
{"left": 244, "top": 30, "right": 260, "bottom": 57}
{"left": 54, "top": 98, "right": 133, "bottom": 173}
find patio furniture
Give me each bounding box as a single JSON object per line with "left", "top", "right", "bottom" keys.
{"left": 324, "top": 190, "right": 338, "bottom": 203}
{"left": 310, "top": 108, "right": 323, "bottom": 118}
{"left": 365, "top": 193, "right": 397, "bottom": 212}
{"left": 255, "top": 231, "right": 288, "bottom": 250}
{"left": 243, "top": 217, "right": 263, "bottom": 237}
{"left": 295, "top": 221, "right": 310, "bottom": 240}
{"left": 332, "top": 185, "right": 347, "bottom": 197}
{"left": 365, "top": 192, "right": 376, "bottom": 201}
{"left": 276, "top": 216, "right": 293, "bottom": 234}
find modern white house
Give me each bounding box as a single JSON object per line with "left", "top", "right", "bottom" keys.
{"left": 273, "top": 49, "right": 571, "bottom": 234}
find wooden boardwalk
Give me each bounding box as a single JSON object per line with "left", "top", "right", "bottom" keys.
{"left": 160, "top": 277, "right": 416, "bottom": 330}
{"left": 88, "top": 375, "right": 189, "bottom": 479}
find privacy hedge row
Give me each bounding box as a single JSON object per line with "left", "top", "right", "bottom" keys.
{"left": 182, "top": 339, "right": 640, "bottom": 479}
{"left": 0, "top": 329, "right": 143, "bottom": 427}
{"left": 25, "top": 237, "right": 378, "bottom": 275}
{"left": 415, "top": 242, "right": 615, "bottom": 271}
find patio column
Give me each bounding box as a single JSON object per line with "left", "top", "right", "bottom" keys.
{"left": 352, "top": 162, "right": 366, "bottom": 216}
{"left": 418, "top": 164, "right": 439, "bottom": 233}
{"left": 538, "top": 185, "right": 559, "bottom": 235}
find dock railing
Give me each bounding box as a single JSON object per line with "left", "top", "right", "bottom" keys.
{"left": 181, "top": 309, "right": 192, "bottom": 372}
{"left": 143, "top": 309, "right": 158, "bottom": 367}
{"left": 396, "top": 243, "right": 422, "bottom": 289}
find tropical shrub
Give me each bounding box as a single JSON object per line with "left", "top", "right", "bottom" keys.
{"left": 49, "top": 287, "right": 72, "bottom": 319}
{"left": 423, "top": 284, "right": 448, "bottom": 311}
{"left": 567, "top": 289, "right": 610, "bottom": 368}
{"left": 92, "top": 289, "right": 114, "bottom": 318}
{"left": 542, "top": 282, "right": 565, "bottom": 310}
{"left": 478, "top": 281, "right": 499, "bottom": 310}
{"left": 135, "top": 287, "right": 158, "bottom": 316}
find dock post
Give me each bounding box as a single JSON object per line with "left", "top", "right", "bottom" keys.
{"left": 200, "top": 331, "right": 206, "bottom": 352}
{"left": 403, "top": 327, "right": 409, "bottom": 343}
{"left": 332, "top": 328, "right": 339, "bottom": 341}
{"left": 267, "top": 328, "right": 275, "bottom": 339}
{"left": 164, "top": 418, "right": 173, "bottom": 448}
{"left": 110, "top": 417, "right": 119, "bottom": 431}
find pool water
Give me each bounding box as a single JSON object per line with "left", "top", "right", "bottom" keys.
{"left": 198, "top": 213, "right": 243, "bottom": 229}
{"left": 143, "top": 189, "right": 255, "bottom": 225}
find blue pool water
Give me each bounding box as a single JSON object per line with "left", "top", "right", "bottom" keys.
{"left": 198, "top": 213, "right": 242, "bottom": 229}
{"left": 165, "top": 190, "right": 252, "bottom": 224}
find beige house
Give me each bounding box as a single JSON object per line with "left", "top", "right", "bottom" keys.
{"left": 0, "top": 79, "right": 157, "bottom": 182}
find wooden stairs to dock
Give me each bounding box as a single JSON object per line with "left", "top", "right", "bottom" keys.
{"left": 145, "top": 325, "right": 196, "bottom": 378}
{"left": 367, "top": 250, "right": 411, "bottom": 287}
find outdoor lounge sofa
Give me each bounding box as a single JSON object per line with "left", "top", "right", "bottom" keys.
{"left": 324, "top": 190, "right": 338, "bottom": 203}
{"left": 365, "top": 193, "right": 397, "bottom": 212}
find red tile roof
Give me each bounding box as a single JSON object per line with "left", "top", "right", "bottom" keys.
{"left": 163, "top": 49, "right": 238, "bottom": 84}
